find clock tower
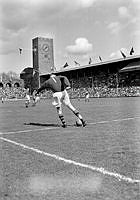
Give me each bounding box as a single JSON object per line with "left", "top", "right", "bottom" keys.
{"left": 32, "top": 37, "right": 55, "bottom": 88}
{"left": 32, "top": 37, "right": 55, "bottom": 75}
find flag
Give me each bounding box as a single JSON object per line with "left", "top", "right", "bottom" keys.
{"left": 99, "top": 56, "right": 102, "bottom": 61}
{"left": 19, "top": 48, "right": 22, "bottom": 54}
{"left": 88, "top": 57, "right": 92, "bottom": 64}
{"left": 120, "top": 50, "right": 126, "bottom": 58}
{"left": 63, "top": 62, "right": 69, "bottom": 68}
{"left": 130, "top": 47, "right": 134, "bottom": 55}
{"left": 74, "top": 61, "right": 80, "bottom": 66}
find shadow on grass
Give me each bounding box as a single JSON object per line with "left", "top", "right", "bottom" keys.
{"left": 24, "top": 122, "right": 61, "bottom": 127}
{"left": 24, "top": 122, "right": 77, "bottom": 127}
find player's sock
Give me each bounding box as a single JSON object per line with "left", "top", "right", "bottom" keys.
{"left": 80, "top": 119, "right": 87, "bottom": 127}
{"left": 73, "top": 110, "right": 86, "bottom": 127}
{"left": 59, "top": 115, "right": 67, "bottom": 128}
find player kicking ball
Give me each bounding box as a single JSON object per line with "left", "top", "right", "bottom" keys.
{"left": 35, "top": 73, "right": 86, "bottom": 128}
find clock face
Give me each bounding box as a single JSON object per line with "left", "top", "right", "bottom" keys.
{"left": 42, "top": 44, "right": 49, "bottom": 52}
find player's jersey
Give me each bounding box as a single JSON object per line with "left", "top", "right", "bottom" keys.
{"left": 37, "top": 75, "right": 71, "bottom": 94}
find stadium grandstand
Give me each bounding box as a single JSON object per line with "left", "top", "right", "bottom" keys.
{"left": 39, "top": 55, "right": 140, "bottom": 98}
{"left": 53, "top": 55, "right": 140, "bottom": 88}
{"left": 1, "top": 54, "right": 139, "bottom": 101}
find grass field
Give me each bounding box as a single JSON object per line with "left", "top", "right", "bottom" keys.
{"left": 0, "top": 97, "right": 140, "bottom": 200}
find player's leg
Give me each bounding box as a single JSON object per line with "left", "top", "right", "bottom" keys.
{"left": 56, "top": 106, "right": 67, "bottom": 128}
{"left": 87, "top": 94, "right": 90, "bottom": 102}
{"left": 25, "top": 99, "right": 30, "bottom": 107}
{"left": 52, "top": 93, "right": 67, "bottom": 128}
{"left": 25, "top": 100, "right": 29, "bottom": 107}
{"left": 68, "top": 105, "right": 86, "bottom": 127}
{"left": 63, "top": 90, "right": 86, "bottom": 127}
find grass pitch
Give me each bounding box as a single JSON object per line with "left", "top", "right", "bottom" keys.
{"left": 0, "top": 97, "right": 140, "bottom": 200}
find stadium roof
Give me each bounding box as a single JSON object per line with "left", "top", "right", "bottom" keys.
{"left": 55, "top": 55, "right": 140, "bottom": 74}
{"left": 119, "top": 64, "right": 140, "bottom": 73}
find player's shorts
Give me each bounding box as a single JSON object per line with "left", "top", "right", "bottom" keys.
{"left": 52, "top": 90, "right": 70, "bottom": 108}
{"left": 85, "top": 94, "right": 89, "bottom": 98}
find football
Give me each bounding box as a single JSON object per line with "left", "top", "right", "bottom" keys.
{"left": 76, "top": 118, "right": 82, "bottom": 127}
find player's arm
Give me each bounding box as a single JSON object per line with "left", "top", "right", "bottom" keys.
{"left": 64, "top": 77, "right": 71, "bottom": 90}
{"left": 36, "top": 81, "right": 48, "bottom": 94}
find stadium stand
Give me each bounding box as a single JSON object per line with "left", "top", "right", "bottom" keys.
{"left": 1, "top": 56, "right": 140, "bottom": 101}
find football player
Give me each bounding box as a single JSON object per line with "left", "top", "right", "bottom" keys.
{"left": 35, "top": 73, "right": 86, "bottom": 128}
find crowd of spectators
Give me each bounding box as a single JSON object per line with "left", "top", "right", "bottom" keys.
{"left": 0, "top": 86, "right": 26, "bottom": 100}
{"left": 0, "top": 85, "right": 140, "bottom": 101}
{"left": 36, "top": 85, "right": 140, "bottom": 99}
{"left": 0, "top": 74, "right": 140, "bottom": 101}
{"left": 68, "top": 86, "right": 140, "bottom": 98}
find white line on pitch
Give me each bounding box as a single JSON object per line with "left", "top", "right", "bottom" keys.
{"left": 0, "top": 127, "right": 59, "bottom": 135}
{"left": 0, "top": 136, "right": 139, "bottom": 184}
{"left": 1, "top": 116, "right": 140, "bottom": 135}
{"left": 88, "top": 116, "right": 140, "bottom": 125}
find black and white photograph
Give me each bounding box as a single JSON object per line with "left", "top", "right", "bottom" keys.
{"left": 0, "top": 0, "right": 140, "bottom": 199}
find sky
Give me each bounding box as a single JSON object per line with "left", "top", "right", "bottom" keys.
{"left": 0, "top": 0, "right": 140, "bottom": 74}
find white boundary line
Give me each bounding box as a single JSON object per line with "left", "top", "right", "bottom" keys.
{"left": 88, "top": 116, "right": 140, "bottom": 125}
{"left": 0, "top": 116, "right": 140, "bottom": 136}
{"left": 0, "top": 127, "right": 59, "bottom": 135}
{"left": 0, "top": 136, "right": 140, "bottom": 184}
